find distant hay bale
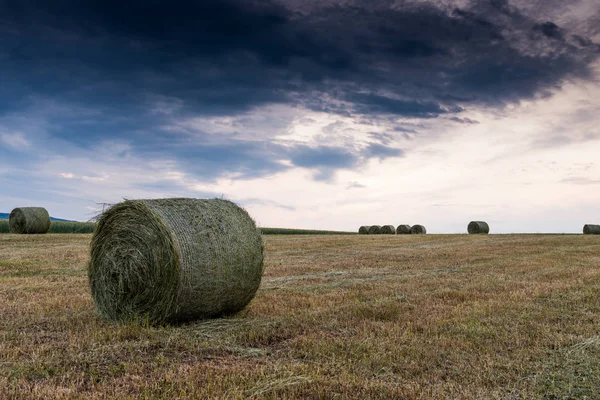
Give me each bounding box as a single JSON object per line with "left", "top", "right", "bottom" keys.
{"left": 410, "top": 224, "right": 427, "bottom": 234}
{"left": 88, "top": 198, "right": 264, "bottom": 325}
{"left": 0, "top": 220, "right": 8, "bottom": 234}
{"left": 583, "top": 224, "right": 600, "bottom": 235}
{"left": 358, "top": 226, "right": 370, "bottom": 234}
{"left": 368, "top": 225, "right": 382, "bottom": 234}
{"left": 381, "top": 225, "right": 395, "bottom": 234}
{"left": 396, "top": 224, "right": 411, "bottom": 234}
{"left": 468, "top": 221, "right": 490, "bottom": 234}
{"left": 9, "top": 207, "right": 51, "bottom": 234}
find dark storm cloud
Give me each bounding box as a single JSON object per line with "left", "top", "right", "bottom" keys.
{"left": 136, "top": 139, "right": 403, "bottom": 181}
{"left": 393, "top": 127, "right": 419, "bottom": 134}
{"left": 534, "top": 22, "right": 564, "bottom": 40}
{"left": 289, "top": 145, "right": 358, "bottom": 169}
{"left": 364, "top": 144, "right": 405, "bottom": 160}
{"left": 0, "top": 0, "right": 599, "bottom": 181}
{"left": 368, "top": 132, "right": 395, "bottom": 145}
{"left": 2, "top": 0, "right": 598, "bottom": 117}
{"left": 449, "top": 117, "right": 480, "bottom": 125}
{"left": 287, "top": 143, "right": 403, "bottom": 181}
{"left": 157, "top": 140, "right": 291, "bottom": 180}
{"left": 347, "top": 94, "right": 451, "bottom": 118}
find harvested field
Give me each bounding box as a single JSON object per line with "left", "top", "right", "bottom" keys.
{"left": 0, "top": 233, "right": 599, "bottom": 398}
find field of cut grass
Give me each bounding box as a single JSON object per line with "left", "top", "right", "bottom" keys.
{"left": 0, "top": 234, "right": 599, "bottom": 398}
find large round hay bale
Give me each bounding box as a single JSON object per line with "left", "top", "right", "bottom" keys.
{"left": 88, "top": 198, "right": 264, "bottom": 325}
{"left": 583, "top": 224, "right": 600, "bottom": 235}
{"left": 9, "top": 207, "right": 51, "bottom": 234}
{"left": 410, "top": 224, "right": 427, "bottom": 234}
{"left": 381, "top": 225, "right": 395, "bottom": 234}
{"left": 358, "top": 226, "right": 370, "bottom": 234}
{"left": 368, "top": 225, "right": 382, "bottom": 234}
{"left": 468, "top": 221, "right": 489, "bottom": 234}
{"left": 396, "top": 224, "right": 411, "bottom": 234}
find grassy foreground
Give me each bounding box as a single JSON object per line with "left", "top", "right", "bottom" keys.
{"left": 0, "top": 234, "right": 599, "bottom": 398}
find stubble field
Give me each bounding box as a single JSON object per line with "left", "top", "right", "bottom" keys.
{"left": 0, "top": 233, "right": 599, "bottom": 399}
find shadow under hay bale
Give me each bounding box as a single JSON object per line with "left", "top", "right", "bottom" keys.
{"left": 396, "top": 224, "right": 411, "bottom": 234}
{"left": 358, "top": 226, "right": 370, "bottom": 234}
{"left": 468, "top": 221, "right": 489, "bottom": 234}
{"left": 583, "top": 224, "right": 600, "bottom": 235}
{"left": 381, "top": 225, "right": 395, "bottom": 234}
{"left": 368, "top": 225, "right": 382, "bottom": 234}
{"left": 88, "top": 198, "right": 264, "bottom": 325}
{"left": 9, "top": 207, "right": 51, "bottom": 234}
{"left": 410, "top": 225, "right": 427, "bottom": 234}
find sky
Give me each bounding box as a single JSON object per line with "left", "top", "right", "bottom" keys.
{"left": 1, "top": 0, "right": 599, "bottom": 233}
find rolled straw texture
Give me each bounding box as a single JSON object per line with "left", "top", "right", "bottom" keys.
{"left": 88, "top": 198, "right": 264, "bottom": 324}
{"left": 9, "top": 207, "right": 51, "bottom": 234}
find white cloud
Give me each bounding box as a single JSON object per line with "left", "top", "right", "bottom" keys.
{"left": 0, "top": 131, "right": 31, "bottom": 150}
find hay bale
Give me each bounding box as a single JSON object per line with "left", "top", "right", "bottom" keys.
{"left": 396, "top": 224, "right": 411, "bottom": 234}
{"left": 583, "top": 224, "right": 600, "bottom": 234}
{"left": 468, "top": 221, "right": 489, "bottom": 234}
{"left": 9, "top": 207, "right": 51, "bottom": 234}
{"left": 88, "top": 198, "right": 264, "bottom": 325}
{"left": 368, "top": 225, "right": 382, "bottom": 234}
{"left": 381, "top": 225, "right": 395, "bottom": 234}
{"left": 358, "top": 226, "right": 370, "bottom": 234}
{"left": 0, "top": 220, "right": 8, "bottom": 234}
{"left": 410, "top": 224, "right": 427, "bottom": 234}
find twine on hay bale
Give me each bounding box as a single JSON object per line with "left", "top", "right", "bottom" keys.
{"left": 583, "top": 224, "right": 600, "bottom": 235}
{"left": 410, "top": 225, "right": 427, "bottom": 234}
{"left": 88, "top": 198, "right": 264, "bottom": 325}
{"left": 9, "top": 207, "right": 51, "bottom": 234}
{"left": 368, "top": 225, "right": 382, "bottom": 234}
{"left": 468, "top": 221, "right": 489, "bottom": 234}
{"left": 381, "top": 225, "right": 395, "bottom": 234}
{"left": 358, "top": 226, "right": 370, "bottom": 234}
{"left": 396, "top": 225, "right": 411, "bottom": 234}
